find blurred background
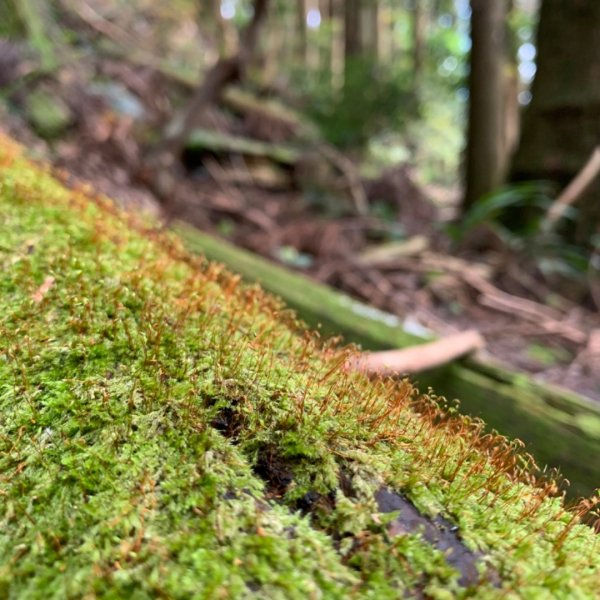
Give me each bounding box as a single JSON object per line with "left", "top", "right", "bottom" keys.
{"left": 0, "top": 0, "right": 598, "bottom": 405}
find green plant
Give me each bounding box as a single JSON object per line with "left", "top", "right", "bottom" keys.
{"left": 304, "top": 57, "right": 416, "bottom": 149}
{"left": 451, "top": 182, "right": 590, "bottom": 286}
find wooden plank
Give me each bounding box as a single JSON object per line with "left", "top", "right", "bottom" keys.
{"left": 175, "top": 223, "right": 600, "bottom": 497}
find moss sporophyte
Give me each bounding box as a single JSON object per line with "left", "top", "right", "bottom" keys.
{"left": 0, "top": 133, "right": 599, "bottom": 598}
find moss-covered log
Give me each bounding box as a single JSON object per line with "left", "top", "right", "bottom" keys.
{"left": 1, "top": 134, "right": 599, "bottom": 597}
{"left": 185, "top": 128, "right": 301, "bottom": 165}
{"left": 175, "top": 224, "right": 600, "bottom": 498}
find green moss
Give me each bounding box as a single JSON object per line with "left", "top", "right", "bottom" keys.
{"left": 26, "top": 90, "right": 72, "bottom": 139}
{"left": 0, "top": 134, "right": 599, "bottom": 598}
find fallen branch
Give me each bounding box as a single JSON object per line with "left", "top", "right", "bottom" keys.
{"left": 349, "top": 330, "right": 484, "bottom": 376}
{"left": 542, "top": 146, "right": 600, "bottom": 231}
{"left": 362, "top": 251, "right": 586, "bottom": 345}
{"left": 460, "top": 270, "right": 564, "bottom": 322}
{"left": 61, "top": 0, "right": 144, "bottom": 53}
{"left": 316, "top": 144, "right": 369, "bottom": 216}
{"left": 459, "top": 271, "right": 588, "bottom": 345}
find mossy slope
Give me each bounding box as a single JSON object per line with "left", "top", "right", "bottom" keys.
{"left": 0, "top": 134, "right": 599, "bottom": 598}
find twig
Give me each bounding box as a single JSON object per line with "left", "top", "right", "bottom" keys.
{"left": 459, "top": 271, "right": 587, "bottom": 344}
{"left": 460, "top": 270, "right": 564, "bottom": 322}
{"left": 356, "top": 236, "right": 429, "bottom": 267}
{"left": 475, "top": 295, "right": 586, "bottom": 345}
{"left": 352, "top": 251, "right": 587, "bottom": 345}
{"left": 349, "top": 331, "right": 484, "bottom": 376}
{"left": 373, "top": 252, "right": 493, "bottom": 280}
{"left": 542, "top": 146, "right": 600, "bottom": 230}
{"left": 32, "top": 276, "right": 55, "bottom": 303}
{"left": 60, "top": 0, "right": 147, "bottom": 54}
{"left": 505, "top": 263, "right": 572, "bottom": 310}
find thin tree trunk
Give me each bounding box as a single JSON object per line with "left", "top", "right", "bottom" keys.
{"left": 305, "top": 0, "right": 320, "bottom": 70}
{"left": 500, "top": 0, "right": 520, "bottom": 179}
{"left": 501, "top": 68, "right": 520, "bottom": 180}
{"left": 375, "top": 4, "right": 391, "bottom": 64}
{"left": 296, "top": 0, "right": 308, "bottom": 64}
{"left": 361, "top": 0, "right": 379, "bottom": 58}
{"left": 344, "top": 0, "right": 362, "bottom": 90}
{"left": 344, "top": 0, "right": 362, "bottom": 60}
{"left": 464, "top": 0, "right": 507, "bottom": 210}
{"left": 330, "top": 0, "right": 344, "bottom": 91}
{"left": 412, "top": 0, "right": 426, "bottom": 93}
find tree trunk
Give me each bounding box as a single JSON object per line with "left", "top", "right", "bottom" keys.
{"left": 344, "top": 0, "right": 362, "bottom": 60}
{"left": 500, "top": 0, "right": 520, "bottom": 177}
{"left": 329, "top": 0, "right": 344, "bottom": 91}
{"left": 463, "top": 0, "right": 508, "bottom": 210}
{"left": 511, "top": 0, "right": 600, "bottom": 243}
{"left": 344, "top": 0, "right": 363, "bottom": 91}
{"left": 296, "top": 0, "right": 308, "bottom": 64}
{"left": 361, "top": 0, "right": 379, "bottom": 59}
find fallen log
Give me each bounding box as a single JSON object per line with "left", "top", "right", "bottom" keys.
{"left": 175, "top": 223, "right": 600, "bottom": 498}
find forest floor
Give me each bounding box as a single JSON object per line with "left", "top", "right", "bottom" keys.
{"left": 2, "top": 50, "right": 599, "bottom": 403}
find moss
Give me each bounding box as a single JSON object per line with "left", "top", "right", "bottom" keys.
{"left": 26, "top": 90, "right": 72, "bottom": 139}
{"left": 0, "top": 133, "right": 599, "bottom": 598}
{"left": 175, "top": 224, "right": 600, "bottom": 498}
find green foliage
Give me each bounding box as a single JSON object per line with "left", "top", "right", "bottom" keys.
{"left": 452, "top": 182, "right": 556, "bottom": 237}
{"left": 451, "top": 182, "right": 590, "bottom": 283}
{"left": 305, "top": 58, "right": 416, "bottom": 149}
